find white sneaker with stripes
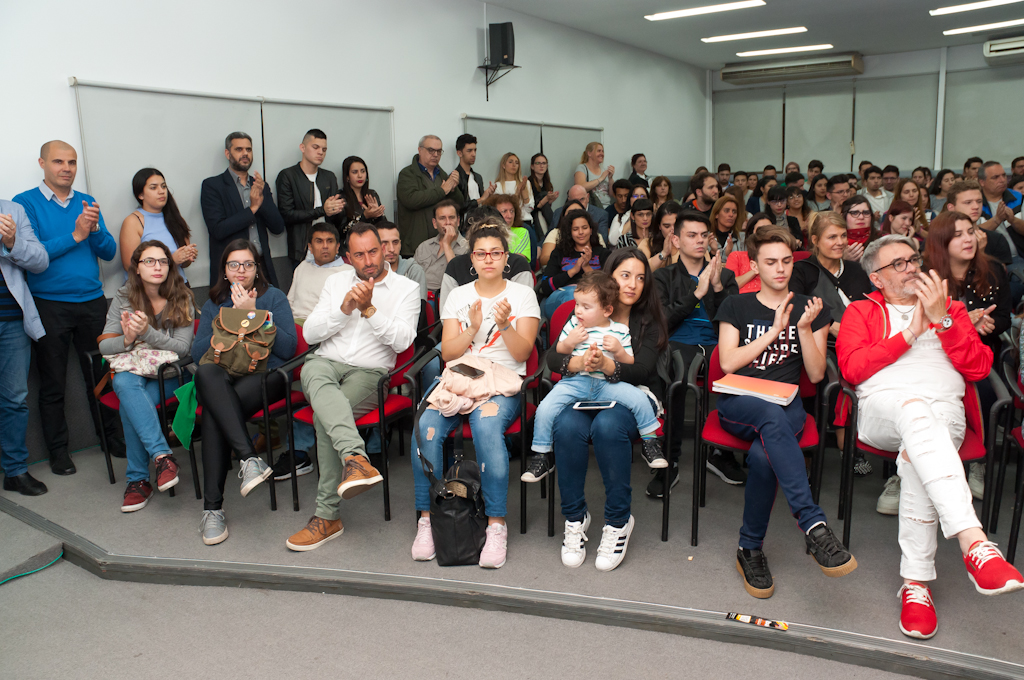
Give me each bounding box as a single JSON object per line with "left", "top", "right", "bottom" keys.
{"left": 595, "top": 515, "right": 634, "bottom": 572}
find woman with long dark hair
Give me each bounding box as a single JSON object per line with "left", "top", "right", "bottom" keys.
{"left": 193, "top": 239, "right": 296, "bottom": 546}
{"left": 840, "top": 194, "right": 879, "bottom": 260}
{"left": 99, "top": 241, "right": 195, "bottom": 512}
{"left": 529, "top": 153, "right": 558, "bottom": 235}
{"left": 929, "top": 169, "right": 956, "bottom": 213}
{"left": 786, "top": 183, "right": 813, "bottom": 239}
{"left": 894, "top": 177, "right": 935, "bottom": 239}
{"left": 807, "top": 174, "right": 830, "bottom": 211}
{"left": 120, "top": 169, "right": 197, "bottom": 281}
{"left": 650, "top": 176, "right": 673, "bottom": 214}
{"left": 340, "top": 156, "right": 385, "bottom": 235}
{"left": 537, "top": 209, "right": 610, "bottom": 318}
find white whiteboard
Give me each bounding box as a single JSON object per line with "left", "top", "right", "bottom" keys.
{"left": 943, "top": 65, "right": 1024, "bottom": 169}
{"left": 74, "top": 83, "right": 264, "bottom": 294}
{"left": 463, "top": 117, "right": 542, "bottom": 189}
{"left": 713, "top": 87, "right": 783, "bottom": 171}
{"left": 784, "top": 81, "right": 853, "bottom": 173}
{"left": 542, "top": 125, "right": 604, "bottom": 199}
{"left": 853, "top": 75, "right": 938, "bottom": 173}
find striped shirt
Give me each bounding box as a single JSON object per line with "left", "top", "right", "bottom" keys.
{"left": 558, "top": 316, "right": 632, "bottom": 379}
{"left": 0, "top": 267, "right": 24, "bottom": 321}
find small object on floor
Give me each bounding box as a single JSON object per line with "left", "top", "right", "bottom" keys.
{"left": 561, "top": 512, "right": 591, "bottom": 568}
{"left": 707, "top": 449, "right": 747, "bottom": 485}
{"left": 479, "top": 523, "right": 508, "bottom": 569}
{"left": 107, "top": 436, "right": 127, "bottom": 458}
{"left": 412, "top": 516, "right": 436, "bottom": 561}
{"left": 805, "top": 523, "right": 858, "bottom": 577}
{"left": 640, "top": 438, "right": 669, "bottom": 469}
{"left": 337, "top": 455, "right": 383, "bottom": 500}
{"left": 898, "top": 582, "right": 937, "bottom": 640}
{"left": 155, "top": 454, "right": 179, "bottom": 492}
{"left": 121, "top": 480, "right": 153, "bottom": 512}
{"left": 286, "top": 516, "right": 343, "bottom": 551}
{"left": 963, "top": 541, "right": 1024, "bottom": 595}
{"left": 521, "top": 453, "right": 552, "bottom": 482}
{"left": 968, "top": 462, "right": 985, "bottom": 500}
{"left": 876, "top": 474, "right": 901, "bottom": 516}
{"left": 645, "top": 464, "right": 679, "bottom": 498}
{"left": 853, "top": 452, "right": 872, "bottom": 476}
{"left": 595, "top": 515, "right": 634, "bottom": 572}
{"left": 726, "top": 612, "right": 789, "bottom": 631}
{"left": 736, "top": 548, "right": 774, "bottom": 599}
{"left": 271, "top": 451, "right": 314, "bottom": 481}
{"left": 199, "top": 509, "right": 228, "bottom": 545}
{"left": 238, "top": 457, "right": 271, "bottom": 497}
{"left": 251, "top": 432, "right": 281, "bottom": 453}
{"left": 2, "top": 472, "right": 48, "bottom": 496}
{"left": 49, "top": 451, "right": 76, "bottom": 476}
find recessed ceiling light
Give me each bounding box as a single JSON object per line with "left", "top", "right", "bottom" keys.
{"left": 942, "top": 17, "right": 1024, "bottom": 33}
{"left": 702, "top": 26, "right": 807, "bottom": 43}
{"left": 736, "top": 44, "right": 834, "bottom": 57}
{"left": 645, "top": 0, "right": 765, "bottom": 22}
{"left": 930, "top": 0, "right": 1024, "bottom": 17}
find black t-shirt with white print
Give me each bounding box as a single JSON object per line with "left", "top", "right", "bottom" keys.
{"left": 713, "top": 292, "right": 831, "bottom": 385}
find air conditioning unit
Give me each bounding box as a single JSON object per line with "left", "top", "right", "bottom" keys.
{"left": 720, "top": 53, "right": 864, "bottom": 85}
{"left": 984, "top": 36, "right": 1024, "bottom": 65}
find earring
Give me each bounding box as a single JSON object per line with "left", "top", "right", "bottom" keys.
{"left": 503, "top": 263, "right": 511, "bottom": 273}
{"left": 469, "top": 266, "right": 477, "bottom": 276}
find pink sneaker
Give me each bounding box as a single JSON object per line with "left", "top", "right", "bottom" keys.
{"left": 411, "top": 517, "right": 435, "bottom": 561}
{"left": 479, "top": 523, "right": 508, "bottom": 569}
{"left": 963, "top": 541, "right": 1024, "bottom": 595}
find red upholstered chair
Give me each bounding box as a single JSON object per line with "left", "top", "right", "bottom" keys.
{"left": 690, "top": 346, "right": 827, "bottom": 546}
{"left": 793, "top": 250, "right": 812, "bottom": 262}
{"left": 291, "top": 345, "right": 423, "bottom": 521}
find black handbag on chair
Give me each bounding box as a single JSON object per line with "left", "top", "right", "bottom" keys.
{"left": 414, "top": 398, "right": 487, "bottom": 566}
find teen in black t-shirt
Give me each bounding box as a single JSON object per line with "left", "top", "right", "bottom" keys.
{"left": 712, "top": 226, "right": 856, "bottom": 600}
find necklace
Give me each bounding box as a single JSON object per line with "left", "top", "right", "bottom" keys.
{"left": 890, "top": 303, "right": 915, "bottom": 321}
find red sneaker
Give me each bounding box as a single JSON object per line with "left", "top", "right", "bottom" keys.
{"left": 156, "top": 455, "right": 179, "bottom": 492}
{"left": 898, "top": 582, "right": 937, "bottom": 639}
{"left": 963, "top": 541, "right": 1024, "bottom": 595}
{"left": 121, "top": 481, "right": 153, "bottom": 513}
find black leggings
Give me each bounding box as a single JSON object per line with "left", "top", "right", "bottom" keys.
{"left": 195, "top": 363, "right": 287, "bottom": 510}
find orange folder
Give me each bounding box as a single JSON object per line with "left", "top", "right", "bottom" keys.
{"left": 712, "top": 373, "right": 798, "bottom": 406}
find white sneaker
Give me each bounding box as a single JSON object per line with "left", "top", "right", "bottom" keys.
{"left": 968, "top": 462, "right": 985, "bottom": 500}
{"left": 595, "top": 515, "right": 635, "bottom": 572}
{"left": 876, "top": 475, "right": 901, "bottom": 515}
{"left": 561, "top": 513, "right": 591, "bottom": 568}
{"left": 411, "top": 517, "right": 436, "bottom": 561}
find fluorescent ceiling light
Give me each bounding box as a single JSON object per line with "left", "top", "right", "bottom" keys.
{"left": 942, "top": 17, "right": 1024, "bottom": 33}
{"left": 645, "top": 0, "right": 765, "bottom": 22}
{"left": 930, "top": 0, "right": 1024, "bottom": 16}
{"left": 702, "top": 26, "right": 806, "bottom": 42}
{"left": 736, "top": 43, "right": 834, "bottom": 57}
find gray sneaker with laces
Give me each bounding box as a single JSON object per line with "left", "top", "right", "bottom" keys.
{"left": 200, "top": 510, "right": 228, "bottom": 545}
{"left": 239, "top": 457, "right": 272, "bottom": 497}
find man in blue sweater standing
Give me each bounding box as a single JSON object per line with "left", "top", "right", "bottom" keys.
{"left": 14, "top": 140, "right": 121, "bottom": 475}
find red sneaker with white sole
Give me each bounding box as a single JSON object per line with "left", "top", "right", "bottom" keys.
{"left": 156, "top": 455, "right": 179, "bottom": 492}
{"left": 898, "top": 582, "right": 937, "bottom": 639}
{"left": 963, "top": 541, "right": 1024, "bottom": 595}
{"left": 121, "top": 480, "right": 153, "bottom": 513}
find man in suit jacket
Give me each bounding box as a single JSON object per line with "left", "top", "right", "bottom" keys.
{"left": 201, "top": 132, "right": 285, "bottom": 287}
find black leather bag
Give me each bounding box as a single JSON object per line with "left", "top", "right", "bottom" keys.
{"left": 414, "top": 397, "right": 487, "bottom": 566}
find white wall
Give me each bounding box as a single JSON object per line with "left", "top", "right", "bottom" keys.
{"left": 0, "top": 0, "right": 706, "bottom": 205}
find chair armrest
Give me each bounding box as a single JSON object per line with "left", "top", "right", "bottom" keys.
{"left": 405, "top": 348, "right": 440, "bottom": 403}
{"left": 986, "top": 369, "right": 1013, "bottom": 447}
{"left": 267, "top": 344, "right": 320, "bottom": 382}
{"left": 83, "top": 349, "right": 103, "bottom": 388}
{"left": 1000, "top": 347, "right": 1023, "bottom": 402}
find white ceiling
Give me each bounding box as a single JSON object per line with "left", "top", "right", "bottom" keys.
{"left": 487, "top": 0, "right": 1024, "bottom": 69}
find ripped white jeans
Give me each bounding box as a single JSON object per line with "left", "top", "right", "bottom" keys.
{"left": 857, "top": 392, "right": 981, "bottom": 581}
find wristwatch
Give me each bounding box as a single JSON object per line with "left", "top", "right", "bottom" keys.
{"left": 930, "top": 314, "right": 953, "bottom": 332}
{"left": 361, "top": 305, "right": 377, "bottom": 319}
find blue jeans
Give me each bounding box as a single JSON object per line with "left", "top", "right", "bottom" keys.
{"left": 290, "top": 421, "right": 315, "bottom": 456}
{"left": 533, "top": 375, "right": 658, "bottom": 453}
{"left": 554, "top": 404, "right": 638, "bottom": 527}
{"left": 412, "top": 384, "right": 520, "bottom": 517}
{"left": 717, "top": 394, "right": 826, "bottom": 549}
{"left": 542, "top": 285, "right": 576, "bottom": 320}
{"left": 112, "top": 371, "right": 178, "bottom": 483}
{"left": 0, "top": 320, "right": 31, "bottom": 477}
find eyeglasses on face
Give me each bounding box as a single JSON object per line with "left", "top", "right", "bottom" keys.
{"left": 846, "top": 209, "right": 872, "bottom": 218}
{"left": 140, "top": 258, "right": 169, "bottom": 267}
{"left": 471, "top": 250, "right": 506, "bottom": 261}
{"left": 226, "top": 261, "right": 257, "bottom": 271}
{"left": 873, "top": 255, "right": 923, "bottom": 274}
{"left": 422, "top": 146, "right": 444, "bottom": 156}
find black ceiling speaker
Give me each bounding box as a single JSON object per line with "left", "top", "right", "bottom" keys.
{"left": 489, "top": 22, "right": 515, "bottom": 66}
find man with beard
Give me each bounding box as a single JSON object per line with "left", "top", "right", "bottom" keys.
{"left": 286, "top": 222, "right": 419, "bottom": 552}
{"left": 201, "top": 131, "right": 285, "bottom": 287}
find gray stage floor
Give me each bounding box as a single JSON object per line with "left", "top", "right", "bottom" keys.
{"left": 3, "top": 432, "right": 1023, "bottom": 670}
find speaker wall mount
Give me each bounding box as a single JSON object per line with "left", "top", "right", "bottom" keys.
{"left": 479, "top": 22, "right": 519, "bottom": 101}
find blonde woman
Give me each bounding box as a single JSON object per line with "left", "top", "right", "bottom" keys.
{"left": 495, "top": 152, "right": 535, "bottom": 226}
{"left": 574, "top": 142, "right": 613, "bottom": 209}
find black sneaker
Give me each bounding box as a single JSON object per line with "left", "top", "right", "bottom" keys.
{"left": 520, "top": 453, "right": 552, "bottom": 483}
{"left": 736, "top": 548, "right": 774, "bottom": 598}
{"left": 706, "top": 449, "right": 746, "bottom": 485}
{"left": 271, "top": 451, "right": 314, "bottom": 481}
{"left": 108, "top": 437, "right": 127, "bottom": 459}
{"left": 645, "top": 464, "right": 679, "bottom": 498}
{"left": 639, "top": 439, "right": 669, "bottom": 469}
{"left": 805, "top": 523, "right": 858, "bottom": 577}
{"left": 853, "top": 451, "right": 872, "bottom": 476}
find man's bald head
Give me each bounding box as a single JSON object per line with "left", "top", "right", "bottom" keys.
{"left": 40, "top": 140, "right": 76, "bottom": 161}
{"left": 567, "top": 184, "right": 587, "bottom": 203}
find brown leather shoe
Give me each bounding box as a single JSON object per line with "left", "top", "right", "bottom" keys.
{"left": 337, "top": 455, "right": 383, "bottom": 500}
{"left": 253, "top": 433, "right": 282, "bottom": 453}
{"left": 285, "top": 516, "right": 343, "bottom": 551}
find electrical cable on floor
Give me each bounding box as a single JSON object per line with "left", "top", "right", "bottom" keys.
{"left": 0, "top": 550, "right": 63, "bottom": 587}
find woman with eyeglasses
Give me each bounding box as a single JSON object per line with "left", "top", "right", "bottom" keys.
{"left": 529, "top": 154, "right": 559, "bottom": 236}
{"left": 575, "top": 142, "right": 614, "bottom": 209}
{"left": 120, "top": 168, "right": 197, "bottom": 283}
{"left": 650, "top": 176, "right": 674, "bottom": 215}
{"left": 538, "top": 208, "right": 610, "bottom": 318}
{"left": 928, "top": 169, "right": 956, "bottom": 214}
{"left": 193, "top": 239, "right": 296, "bottom": 546}
{"left": 807, "top": 174, "right": 831, "bottom": 212}
{"left": 628, "top": 153, "right": 650, "bottom": 189}
{"left": 840, "top": 195, "right": 879, "bottom": 262}
{"left": 99, "top": 241, "right": 195, "bottom": 513}
{"left": 410, "top": 220, "right": 540, "bottom": 568}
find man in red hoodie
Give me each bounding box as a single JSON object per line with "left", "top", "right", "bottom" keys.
{"left": 836, "top": 234, "right": 1024, "bottom": 641}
